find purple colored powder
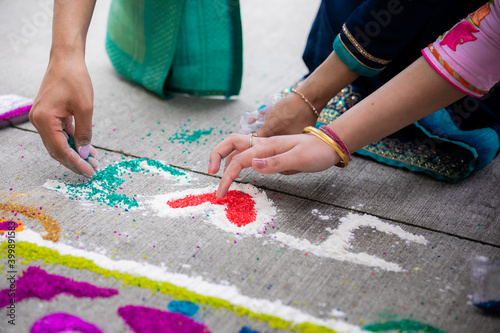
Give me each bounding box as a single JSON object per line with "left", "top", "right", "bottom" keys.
{"left": 0, "top": 104, "right": 32, "bottom": 128}
{"left": 0, "top": 266, "right": 118, "bottom": 307}
{"left": 0, "top": 220, "right": 20, "bottom": 231}
{"left": 31, "top": 313, "right": 103, "bottom": 333}
{"left": 118, "top": 305, "right": 210, "bottom": 333}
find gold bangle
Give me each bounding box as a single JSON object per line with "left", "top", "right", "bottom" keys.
{"left": 291, "top": 88, "right": 320, "bottom": 117}
{"left": 303, "top": 126, "right": 349, "bottom": 167}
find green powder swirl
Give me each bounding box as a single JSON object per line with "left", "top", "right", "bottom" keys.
{"left": 363, "top": 319, "right": 444, "bottom": 332}
{"left": 53, "top": 158, "right": 185, "bottom": 209}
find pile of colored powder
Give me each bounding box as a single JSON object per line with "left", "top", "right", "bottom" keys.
{"left": 31, "top": 313, "right": 103, "bottom": 333}
{"left": 0, "top": 266, "right": 118, "bottom": 307}
{"left": 167, "top": 190, "right": 257, "bottom": 227}
{"left": 47, "top": 159, "right": 185, "bottom": 209}
{"left": 167, "top": 300, "right": 200, "bottom": 318}
{"left": 0, "top": 219, "right": 23, "bottom": 234}
{"left": 118, "top": 305, "right": 210, "bottom": 333}
{"left": 363, "top": 319, "right": 444, "bottom": 333}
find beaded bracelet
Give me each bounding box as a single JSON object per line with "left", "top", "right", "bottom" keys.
{"left": 302, "top": 126, "right": 349, "bottom": 167}
{"left": 319, "top": 125, "right": 351, "bottom": 161}
{"left": 291, "top": 88, "right": 320, "bottom": 117}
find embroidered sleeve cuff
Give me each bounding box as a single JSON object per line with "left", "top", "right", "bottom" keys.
{"left": 332, "top": 24, "right": 391, "bottom": 78}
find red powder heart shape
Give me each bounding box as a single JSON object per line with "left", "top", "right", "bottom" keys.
{"left": 166, "top": 190, "right": 257, "bottom": 227}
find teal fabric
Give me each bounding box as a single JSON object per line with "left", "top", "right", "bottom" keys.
{"left": 164, "top": 0, "right": 243, "bottom": 97}
{"left": 352, "top": 121, "right": 478, "bottom": 182}
{"left": 105, "top": 0, "right": 243, "bottom": 98}
{"left": 333, "top": 36, "right": 381, "bottom": 78}
{"left": 418, "top": 108, "right": 500, "bottom": 172}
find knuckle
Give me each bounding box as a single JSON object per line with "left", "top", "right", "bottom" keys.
{"left": 29, "top": 108, "right": 43, "bottom": 126}
{"left": 269, "top": 155, "right": 281, "bottom": 168}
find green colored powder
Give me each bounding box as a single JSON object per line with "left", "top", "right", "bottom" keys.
{"left": 0, "top": 242, "right": 340, "bottom": 333}
{"left": 54, "top": 158, "right": 185, "bottom": 209}
{"left": 363, "top": 319, "right": 445, "bottom": 332}
{"left": 169, "top": 128, "right": 214, "bottom": 144}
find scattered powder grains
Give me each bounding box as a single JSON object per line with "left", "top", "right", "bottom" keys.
{"left": 31, "top": 313, "right": 104, "bottom": 333}
{"left": 0, "top": 266, "right": 118, "bottom": 307}
{"left": 118, "top": 305, "right": 210, "bottom": 333}
{"left": 45, "top": 159, "right": 185, "bottom": 209}
{"left": 169, "top": 127, "right": 215, "bottom": 144}
{"left": 167, "top": 190, "right": 257, "bottom": 227}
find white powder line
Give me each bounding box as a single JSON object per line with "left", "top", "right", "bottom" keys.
{"left": 273, "top": 213, "right": 428, "bottom": 272}
{"left": 16, "top": 230, "right": 364, "bottom": 333}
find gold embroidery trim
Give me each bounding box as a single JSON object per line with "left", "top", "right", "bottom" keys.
{"left": 342, "top": 23, "right": 391, "bottom": 65}
{"left": 338, "top": 35, "right": 383, "bottom": 71}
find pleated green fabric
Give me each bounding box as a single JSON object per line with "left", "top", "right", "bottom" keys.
{"left": 105, "top": 0, "right": 243, "bottom": 98}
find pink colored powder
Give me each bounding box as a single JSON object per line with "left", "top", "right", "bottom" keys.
{"left": 118, "top": 305, "right": 210, "bottom": 333}
{"left": 31, "top": 313, "right": 103, "bottom": 333}
{"left": 0, "top": 266, "right": 118, "bottom": 307}
{"left": 166, "top": 190, "right": 256, "bottom": 227}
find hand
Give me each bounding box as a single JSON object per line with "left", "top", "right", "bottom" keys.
{"left": 208, "top": 133, "right": 340, "bottom": 197}
{"left": 255, "top": 93, "right": 318, "bottom": 137}
{"left": 30, "top": 56, "right": 98, "bottom": 178}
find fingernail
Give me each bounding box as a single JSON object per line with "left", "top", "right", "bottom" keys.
{"left": 253, "top": 158, "right": 265, "bottom": 168}
{"left": 82, "top": 172, "right": 94, "bottom": 180}
{"left": 62, "top": 131, "right": 69, "bottom": 139}
{"left": 79, "top": 145, "right": 90, "bottom": 159}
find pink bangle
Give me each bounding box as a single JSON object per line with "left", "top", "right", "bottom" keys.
{"left": 319, "top": 125, "right": 351, "bottom": 161}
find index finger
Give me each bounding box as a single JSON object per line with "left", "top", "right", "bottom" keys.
{"left": 38, "top": 121, "right": 96, "bottom": 178}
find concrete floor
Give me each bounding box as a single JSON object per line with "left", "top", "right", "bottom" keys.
{"left": 1, "top": 0, "right": 499, "bottom": 332}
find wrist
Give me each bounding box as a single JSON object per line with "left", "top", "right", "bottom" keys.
{"left": 50, "top": 43, "right": 86, "bottom": 63}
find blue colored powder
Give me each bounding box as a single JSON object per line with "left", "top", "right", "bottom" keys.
{"left": 167, "top": 300, "right": 199, "bottom": 317}
{"left": 238, "top": 326, "right": 260, "bottom": 333}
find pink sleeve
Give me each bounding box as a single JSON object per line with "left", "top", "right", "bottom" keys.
{"left": 422, "top": 0, "right": 500, "bottom": 97}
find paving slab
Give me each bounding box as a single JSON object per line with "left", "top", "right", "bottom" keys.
{"left": 1, "top": 0, "right": 500, "bottom": 332}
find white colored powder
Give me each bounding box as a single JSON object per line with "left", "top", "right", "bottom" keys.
{"left": 273, "top": 212, "right": 427, "bottom": 272}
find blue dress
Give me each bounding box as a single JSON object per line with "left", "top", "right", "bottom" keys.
{"left": 303, "top": 0, "right": 500, "bottom": 182}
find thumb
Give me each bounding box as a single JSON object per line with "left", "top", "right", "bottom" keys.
{"left": 73, "top": 108, "right": 93, "bottom": 159}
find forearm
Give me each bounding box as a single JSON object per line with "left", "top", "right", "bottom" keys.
{"left": 296, "top": 51, "right": 359, "bottom": 110}
{"left": 50, "top": 0, "right": 96, "bottom": 61}
{"left": 329, "top": 56, "right": 466, "bottom": 152}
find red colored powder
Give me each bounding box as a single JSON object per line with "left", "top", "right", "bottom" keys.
{"left": 118, "top": 305, "right": 210, "bottom": 333}
{"left": 0, "top": 266, "right": 118, "bottom": 307}
{"left": 166, "top": 190, "right": 257, "bottom": 227}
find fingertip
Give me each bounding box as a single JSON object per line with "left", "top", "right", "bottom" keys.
{"left": 78, "top": 145, "right": 90, "bottom": 159}
{"left": 216, "top": 186, "right": 228, "bottom": 198}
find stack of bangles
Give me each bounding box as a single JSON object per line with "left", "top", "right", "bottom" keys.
{"left": 303, "top": 126, "right": 352, "bottom": 168}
